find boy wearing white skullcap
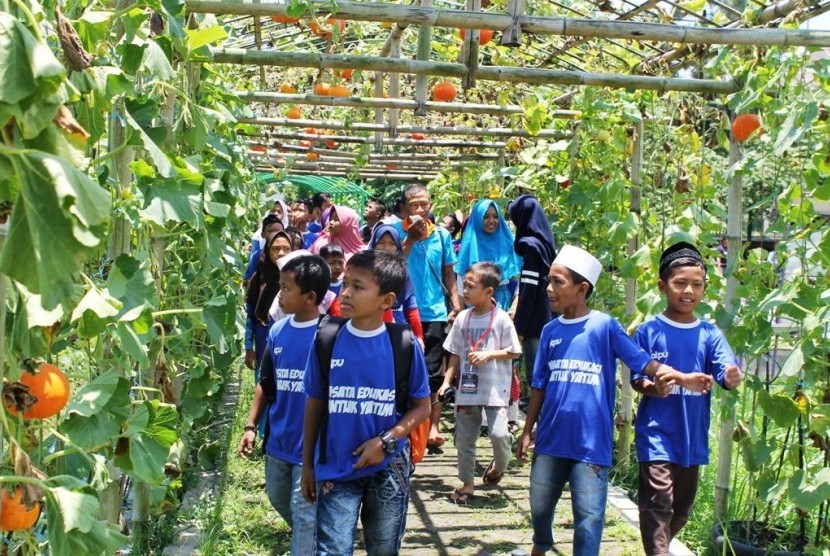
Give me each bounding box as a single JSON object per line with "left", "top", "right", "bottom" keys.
{"left": 632, "top": 241, "right": 742, "bottom": 555}
{"left": 516, "top": 245, "right": 709, "bottom": 556}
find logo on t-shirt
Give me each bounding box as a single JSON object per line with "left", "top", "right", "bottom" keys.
{"left": 651, "top": 350, "right": 668, "bottom": 360}
{"left": 273, "top": 347, "right": 283, "bottom": 355}
{"left": 331, "top": 358, "right": 345, "bottom": 368}
{"left": 549, "top": 338, "right": 562, "bottom": 349}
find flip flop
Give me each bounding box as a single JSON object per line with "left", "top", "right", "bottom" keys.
{"left": 450, "top": 489, "right": 475, "bottom": 503}
{"left": 482, "top": 459, "right": 503, "bottom": 487}
{"left": 427, "top": 436, "right": 446, "bottom": 448}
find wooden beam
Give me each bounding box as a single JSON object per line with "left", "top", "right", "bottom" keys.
{"left": 240, "top": 130, "right": 508, "bottom": 148}
{"left": 415, "top": 0, "right": 432, "bottom": 117}
{"left": 268, "top": 166, "right": 438, "bottom": 180}
{"left": 212, "top": 49, "right": 739, "bottom": 94}
{"left": 238, "top": 116, "right": 572, "bottom": 138}
{"left": 245, "top": 140, "right": 501, "bottom": 160}
{"left": 189, "top": 0, "right": 830, "bottom": 47}
{"left": 237, "top": 91, "right": 581, "bottom": 118}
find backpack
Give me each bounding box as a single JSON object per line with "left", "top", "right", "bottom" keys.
{"left": 314, "top": 315, "right": 429, "bottom": 465}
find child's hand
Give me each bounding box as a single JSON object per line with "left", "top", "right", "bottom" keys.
{"left": 437, "top": 383, "right": 451, "bottom": 398}
{"left": 680, "top": 372, "right": 713, "bottom": 394}
{"left": 653, "top": 373, "right": 675, "bottom": 398}
{"left": 468, "top": 351, "right": 490, "bottom": 366}
{"left": 516, "top": 432, "right": 532, "bottom": 464}
{"left": 244, "top": 349, "right": 256, "bottom": 370}
{"left": 352, "top": 437, "right": 386, "bottom": 469}
{"left": 724, "top": 364, "right": 743, "bottom": 389}
{"left": 300, "top": 467, "right": 317, "bottom": 503}
{"left": 238, "top": 430, "right": 256, "bottom": 459}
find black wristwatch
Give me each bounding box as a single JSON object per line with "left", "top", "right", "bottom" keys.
{"left": 378, "top": 431, "right": 398, "bottom": 455}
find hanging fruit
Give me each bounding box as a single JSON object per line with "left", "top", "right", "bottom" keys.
{"left": 459, "top": 28, "right": 494, "bottom": 45}
{"left": 271, "top": 14, "right": 299, "bottom": 24}
{"left": 5, "top": 362, "right": 70, "bottom": 420}
{"left": 314, "top": 82, "right": 332, "bottom": 96}
{"left": 307, "top": 152, "right": 320, "bottom": 161}
{"left": 310, "top": 18, "right": 346, "bottom": 39}
{"left": 334, "top": 68, "right": 354, "bottom": 79}
{"left": 325, "top": 139, "right": 338, "bottom": 148}
{"left": 0, "top": 488, "right": 41, "bottom": 531}
{"left": 287, "top": 106, "right": 302, "bottom": 119}
{"left": 731, "top": 113, "right": 762, "bottom": 143}
{"left": 279, "top": 82, "right": 297, "bottom": 94}
{"left": 411, "top": 133, "right": 425, "bottom": 140}
{"left": 330, "top": 84, "right": 350, "bottom": 97}
{"left": 299, "top": 140, "right": 312, "bottom": 148}
{"left": 432, "top": 81, "right": 457, "bottom": 102}
{"left": 251, "top": 145, "right": 267, "bottom": 153}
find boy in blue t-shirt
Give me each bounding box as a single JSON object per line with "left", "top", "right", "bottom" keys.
{"left": 632, "top": 242, "right": 742, "bottom": 555}
{"left": 238, "top": 254, "right": 331, "bottom": 555}
{"left": 301, "top": 250, "right": 431, "bottom": 555}
{"left": 516, "top": 245, "right": 709, "bottom": 556}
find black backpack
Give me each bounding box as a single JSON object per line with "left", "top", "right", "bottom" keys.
{"left": 314, "top": 315, "right": 414, "bottom": 464}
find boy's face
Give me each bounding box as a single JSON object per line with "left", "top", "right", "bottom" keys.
{"left": 364, "top": 202, "right": 382, "bottom": 222}
{"left": 340, "top": 266, "right": 394, "bottom": 320}
{"left": 325, "top": 255, "right": 346, "bottom": 282}
{"left": 547, "top": 264, "right": 586, "bottom": 314}
{"left": 462, "top": 272, "right": 494, "bottom": 308}
{"left": 278, "top": 271, "right": 312, "bottom": 315}
{"left": 291, "top": 203, "right": 310, "bottom": 227}
{"left": 659, "top": 265, "right": 705, "bottom": 321}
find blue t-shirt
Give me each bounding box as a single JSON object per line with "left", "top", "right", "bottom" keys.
{"left": 632, "top": 314, "right": 737, "bottom": 467}
{"left": 304, "top": 321, "right": 430, "bottom": 481}
{"left": 391, "top": 277, "right": 418, "bottom": 324}
{"left": 262, "top": 316, "right": 318, "bottom": 464}
{"left": 532, "top": 310, "right": 652, "bottom": 467}
{"left": 328, "top": 280, "right": 343, "bottom": 298}
{"left": 244, "top": 244, "right": 261, "bottom": 281}
{"left": 302, "top": 231, "right": 319, "bottom": 250}
{"left": 395, "top": 223, "right": 457, "bottom": 322}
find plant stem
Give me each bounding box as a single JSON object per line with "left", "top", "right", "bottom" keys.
{"left": 152, "top": 308, "right": 203, "bottom": 317}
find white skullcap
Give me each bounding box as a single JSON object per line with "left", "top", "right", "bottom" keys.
{"left": 553, "top": 245, "right": 602, "bottom": 287}
{"left": 277, "top": 249, "right": 313, "bottom": 270}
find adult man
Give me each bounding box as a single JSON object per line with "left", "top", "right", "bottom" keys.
{"left": 361, "top": 198, "right": 386, "bottom": 243}
{"left": 397, "top": 184, "right": 461, "bottom": 447}
{"left": 309, "top": 193, "right": 333, "bottom": 234}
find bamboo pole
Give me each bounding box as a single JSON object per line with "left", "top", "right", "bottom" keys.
{"left": 374, "top": 71, "right": 384, "bottom": 152}
{"left": 258, "top": 156, "right": 469, "bottom": 171}
{"left": 238, "top": 116, "right": 572, "bottom": 138}
{"left": 238, "top": 91, "right": 581, "bottom": 118}
{"left": 461, "top": 0, "right": 481, "bottom": 90}
{"left": 415, "top": 0, "right": 432, "bottom": 117}
{"left": 714, "top": 134, "right": 742, "bottom": 520}
{"left": 240, "top": 130, "right": 508, "bottom": 148}
{"left": 189, "top": 0, "right": 830, "bottom": 47}
{"left": 501, "top": 0, "right": 525, "bottom": 47}
{"left": 249, "top": 142, "right": 500, "bottom": 161}
{"left": 253, "top": 15, "right": 265, "bottom": 87}
{"left": 211, "top": 49, "right": 740, "bottom": 94}
{"left": 389, "top": 35, "right": 400, "bottom": 138}
{"left": 272, "top": 167, "right": 438, "bottom": 180}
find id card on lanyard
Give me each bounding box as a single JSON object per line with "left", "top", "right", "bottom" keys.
{"left": 459, "top": 305, "right": 496, "bottom": 396}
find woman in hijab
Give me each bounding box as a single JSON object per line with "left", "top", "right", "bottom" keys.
{"left": 309, "top": 204, "right": 364, "bottom": 260}
{"left": 244, "top": 230, "right": 294, "bottom": 374}
{"left": 508, "top": 194, "right": 556, "bottom": 390}
{"left": 455, "top": 199, "right": 522, "bottom": 311}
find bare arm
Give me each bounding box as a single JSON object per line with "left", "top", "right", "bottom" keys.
{"left": 468, "top": 348, "right": 521, "bottom": 366}
{"left": 352, "top": 396, "right": 431, "bottom": 469}
{"left": 516, "top": 387, "right": 545, "bottom": 463}
{"left": 438, "top": 354, "right": 460, "bottom": 396}
{"left": 443, "top": 263, "right": 461, "bottom": 319}
{"left": 238, "top": 384, "right": 266, "bottom": 458}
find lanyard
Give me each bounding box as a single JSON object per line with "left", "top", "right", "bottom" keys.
{"left": 465, "top": 305, "right": 496, "bottom": 353}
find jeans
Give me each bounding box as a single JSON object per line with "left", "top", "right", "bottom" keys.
{"left": 315, "top": 448, "right": 413, "bottom": 555}
{"left": 264, "top": 454, "right": 317, "bottom": 555}
{"left": 530, "top": 454, "right": 608, "bottom": 556}
{"left": 522, "top": 336, "right": 540, "bottom": 389}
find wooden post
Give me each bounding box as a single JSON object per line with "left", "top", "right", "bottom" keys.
{"left": 373, "top": 71, "right": 384, "bottom": 152}
{"left": 617, "top": 118, "right": 643, "bottom": 472}
{"left": 501, "top": 0, "right": 525, "bottom": 47}
{"left": 714, "top": 134, "right": 742, "bottom": 520}
{"left": 497, "top": 147, "right": 505, "bottom": 187}
{"left": 462, "top": 0, "right": 481, "bottom": 90}
{"left": 415, "top": 0, "right": 432, "bottom": 116}
{"left": 389, "top": 36, "right": 400, "bottom": 138}
{"left": 253, "top": 15, "right": 265, "bottom": 87}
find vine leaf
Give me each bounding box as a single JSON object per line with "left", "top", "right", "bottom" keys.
{"left": 0, "top": 152, "right": 110, "bottom": 310}
{"left": 788, "top": 468, "right": 830, "bottom": 512}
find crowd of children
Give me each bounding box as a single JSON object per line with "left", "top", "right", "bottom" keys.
{"left": 238, "top": 190, "right": 742, "bottom": 556}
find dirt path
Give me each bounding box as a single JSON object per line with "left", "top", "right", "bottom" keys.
{"left": 394, "top": 422, "right": 641, "bottom": 555}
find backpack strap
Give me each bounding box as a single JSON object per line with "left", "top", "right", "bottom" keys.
{"left": 315, "top": 315, "right": 348, "bottom": 464}
{"left": 385, "top": 322, "right": 414, "bottom": 415}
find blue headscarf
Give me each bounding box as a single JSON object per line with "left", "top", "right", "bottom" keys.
{"left": 508, "top": 194, "right": 556, "bottom": 268}
{"left": 368, "top": 223, "right": 403, "bottom": 253}
{"left": 456, "top": 199, "right": 522, "bottom": 280}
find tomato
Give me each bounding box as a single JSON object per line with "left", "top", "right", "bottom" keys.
{"left": 334, "top": 68, "right": 354, "bottom": 79}
{"left": 271, "top": 15, "right": 299, "bottom": 24}
{"left": 286, "top": 107, "right": 302, "bottom": 119}
{"left": 310, "top": 18, "right": 346, "bottom": 39}
{"left": 731, "top": 114, "right": 762, "bottom": 143}
{"left": 325, "top": 139, "right": 338, "bottom": 148}
{"left": 299, "top": 140, "right": 312, "bottom": 148}
{"left": 411, "top": 133, "right": 425, "bottom": 140}
{"left": 330, "top": 84, "right": 350, "bottom": 97}
{"left": 459, "top": 28, "right": 494, "bottom": 45}
{"left": 306, "top": 152, "right": 319, "bottom": 161}
{"left": 314, "top": 82, "right": 332, "bottom": 96}
{"left": 0, "top": 488, "right": 40, "bottom": 531}
{"left": 279, "top": 83, "right": 296, "bottom": 94}
{"left": 251, "top": 145, "right": 267, "bottom": 153}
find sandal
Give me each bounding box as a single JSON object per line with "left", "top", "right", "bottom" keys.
{"left": 427, "top": 436, "right": 446, "bottom": 448}
{"left": 482, "top": 459, "right": 504, "bottom": 487}
{"left": 450, "top": 489, "right": 475, "bottom": 503}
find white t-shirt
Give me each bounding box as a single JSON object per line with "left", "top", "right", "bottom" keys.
{"left": 443, "top": 307, "right": 521, "bottom": 406}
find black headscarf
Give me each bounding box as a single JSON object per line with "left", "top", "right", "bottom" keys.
{"left": 245, "top": 230, "right": 288, "bottom": 324}
{"left": 508, "top": 194, "right": 556, "bottom": 268}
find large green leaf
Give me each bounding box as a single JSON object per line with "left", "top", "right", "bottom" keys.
{"left": 138, "top": 177, "right": 203, "bottom": 226}
{"left": 788, "top": 468, "right": 830, "bottom": 513}
{"left": 201, "top": 295, "right": 236, "bottom": 354}
{"left": 118, "top": 400, "right": 179, "bottom": 483}
{"left": 107, "top": 254, "right": 157, "bottom": 321}
{"left": 0, "top": 152, "right": 110, "bottom": 309}
{"left": 124, "top": 108, "right": 174, "bottom": 177}
{"left": 60, "top": 371, "right": 131, "bottom": 449}
{"left": 757, "top": 389, "right": 801, "bottom": 428}
{"left": 740, "top": 436, "right": 774, "bottom": 473}
{"left": 70, "top": 285, "right": 122, "bottom": 338}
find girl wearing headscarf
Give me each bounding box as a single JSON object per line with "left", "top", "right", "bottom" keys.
{"left": 309, "top": 205, "right": 364, "bottom": 260}
{"left": 455, "top": 199, "right": 522, "bottom": 311}
{"left": 508, "top": 194, "right": 556, "bottom": 390}
{"left": 250, "top": 198, "right": 291, "bottom": 250}
{"left": 244, "top": 230, "right": 293, "bottom": 373}
{"left": 368, "top": 224, "right": 425, "bottom": 342}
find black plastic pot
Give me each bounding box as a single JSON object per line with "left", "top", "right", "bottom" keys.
{"left": 711, "top": 520, "right": 802, "bottom": 555}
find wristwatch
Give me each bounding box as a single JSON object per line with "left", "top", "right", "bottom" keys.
{"left": 378, "top": 431, "right": 398, "bottom": 455}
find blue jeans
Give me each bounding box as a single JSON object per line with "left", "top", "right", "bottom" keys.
{"left": 530, "top": 454, "right": 608, "bottom": 556}
{"left": 315, "top": 448, "right": 413, "bottom": 555}
{"left": 264, "top": 454, "right": 316, "bottom": 555}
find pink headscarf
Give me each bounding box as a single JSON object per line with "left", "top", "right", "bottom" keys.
{"left": 310, "top": 205, "right": 365, "bottom": 260}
